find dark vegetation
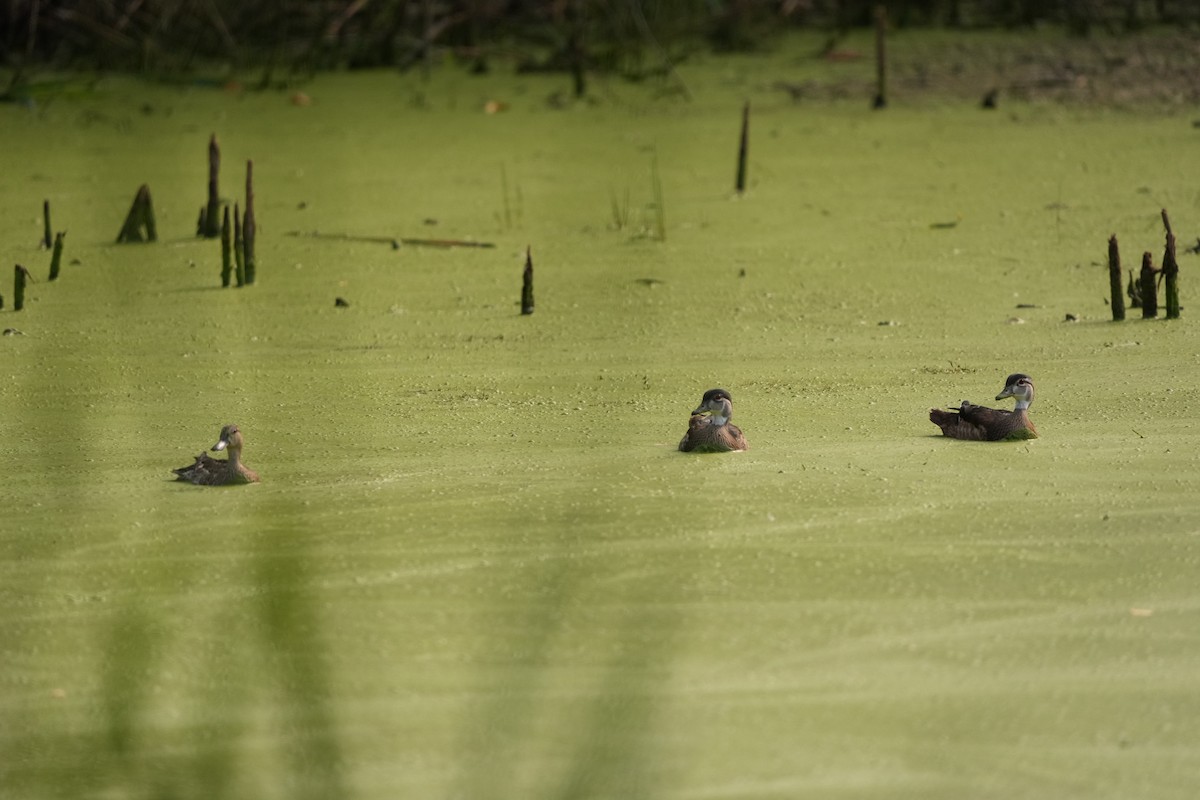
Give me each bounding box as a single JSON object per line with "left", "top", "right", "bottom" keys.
{"left": 2, "top": 1, "right": 1199, "bottom": 83}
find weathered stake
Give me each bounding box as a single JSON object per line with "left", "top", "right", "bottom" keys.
{"left": 243, "top": 160, "right": 256, "bottom": 285}
{"left": 1162, "top": 208, "right": 1180, "bottom": 320}
{"left": 1140, "top": 252, "right": 1158, "bottom": 319}
{"left": 521, "top": 246, "right": 534, "bottom": 315}
{"left": 42, "top": 200, "right": 52, "bottom": 249}
{"left": 735, "top": 101, "right": 750, "bottom": 195}
{"left": 14, "top": 264, "right": 30, "bottom": 311}
{"left": 220, "top": 205, "right": 233, "bottom": 287}
{"left": 1107, "top": 234, "right": 1125, "bottom": 321}
{"left": 204, "top": 134, "right": 222, "bottom": 238}
{"left": 872, "top": 5, "right": 888, "bottom": 109}
{"left": 233, "top": 203, "right": 245, "bottom": 287}
{"left": 116, "top": 184, "right": 158, "bottom": 243}
{"left": 48, "top": 232, "right": 66, "bottom": 281}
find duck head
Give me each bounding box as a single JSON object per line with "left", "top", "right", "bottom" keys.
{"left": 212, "top": 424, "right": 245, "bottom": 453}
{"left": 995, "top": 374, "right": 1035, "bottom": 410}
{"left": 692, "top": 388, "right": 735, "bottom": 425}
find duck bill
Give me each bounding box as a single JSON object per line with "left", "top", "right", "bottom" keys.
{"left": 212, "top": 438, "right": 229, "bottom": 452}
{"left": 995, "top": 388, "right": 1015, "bottom": 401}
{"left": 691, "top": 406, "right": 711, "bottom": 416}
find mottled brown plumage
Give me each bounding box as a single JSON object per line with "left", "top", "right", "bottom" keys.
{"left": 929, "top": 373, "right": 1038, "bottom": 441}
{"left": 679, "top": 388, "right": 749, "bottom": 453}
{"left": 173, "top": 424, "right": 261, "bottom": 485}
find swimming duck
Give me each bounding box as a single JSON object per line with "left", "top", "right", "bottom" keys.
{"left": 678, "top": 388, "right": 749, "bottom": 452}
{"left": 929, "top": 373, "right": 1038, "bottom": 441}
{"left": 172, "top": 424, "right": 261, "bottom": 485}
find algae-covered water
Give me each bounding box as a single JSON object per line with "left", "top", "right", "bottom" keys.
{"left": 4, "top": 31, "right": 1200, "bottom": 800}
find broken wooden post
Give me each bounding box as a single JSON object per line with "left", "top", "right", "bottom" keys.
{"left": 116, "top": 184, "right": 157, "bottom": 243}
{"left": 521, "top": 246, "right": 534, "bottom": 315}
{"left": 233, "top": 203, "right": 245, "bottom": 287}
{"left": 872, "top": 5, "right": 888, "bottom": 109}
{"left": 1162, "top": 209, "right": 1180, "bottom": 320}
{"left": 735, "top": 101, "right": 749, "bottom": 195}
{"left": 48, "top": 232, "right": 65, "bottom": 281}
{"left": 203, "top": 134, "right": 221, "bottom": 238}
{"left": 243, "top": 160, "right": 256, "bottom": 285}
{"left": 13, "top": 264, "right": 30, "bottom": 311}
{"left": 220, "top": 205, "right": 233, "bottom": 287}
{"left": 1107, "top": 234, "right": 1125, "bottom": 321}
{"left": 42, "top": 200, "right": 52, "bottom": 249}
{"left": 1140, "top": 252, "right": 1158, "bottom": 319}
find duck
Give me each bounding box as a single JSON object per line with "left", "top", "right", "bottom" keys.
{"left": 678, "top": 388, "right": 749, "bottom": 452}
{"left": 172, "top": 424, "right": 261, "bottom": 485}
{"left": 929, "top": 373, "right": 1038, "bottom": 441}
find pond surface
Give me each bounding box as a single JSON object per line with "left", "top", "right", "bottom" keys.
{"left": 3, "top": 32, "right": 1200, "bottom": 799}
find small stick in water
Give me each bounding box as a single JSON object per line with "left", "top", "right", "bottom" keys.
{"left": 1140, "top": 251, "right": 1158, "bottom": 319}
{"left": 1162, "top": 209, "right": 1180, "bottom": 320}
{"left": 116, "top": 184, "right": 158, "bottom": 243}
{"left": 284, "top": 230, "right": 493, "bottom": 249}
{"left": 243, "top": 160, "right": 256, "bottom": 285}
{"left": 872, "top": 5, "right": 888, "bottom": 109}
{"left": 204, "top": 134, "right": 221, "bottom": 238}
{"left": 220, "top": 205, "right": 233, "bottom": 287}
{"left": 1107, "top": 234, "right": 1124, "bottom": 321}
{"left": 14, "top": 264, "right": 31, "bottom": 311}
{"left": 521, "top": 246, "right": 534, "bottom": 315}
{"left": 735, "top": 101, "right": 749, "bottom": 195}
{"left": 233, "top": 202, "right": 245, "bottom": 287}
{"left": 48, "top": 231, "right": 66, "bottom": 281}
{"left": 42, "top": 200, "right": 52, "bottom": 249}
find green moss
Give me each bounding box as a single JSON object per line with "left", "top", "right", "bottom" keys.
{"left": 3, "top": 38, "right": 1200, "bottom": 799}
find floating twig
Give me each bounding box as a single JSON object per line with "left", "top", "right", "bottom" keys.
{"left": 284, "top": 231, "right": 495, "bottom": 249}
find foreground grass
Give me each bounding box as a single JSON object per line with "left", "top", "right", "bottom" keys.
{"left": 3, "top": 31, "right": 1200, "bottom": 799}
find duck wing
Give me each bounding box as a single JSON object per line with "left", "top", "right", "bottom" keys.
{"left": 173, "top": 452, "right": 225, "bottom": 484}
{"left": 929, "top": 401, "right": 1011, "bottom": 441}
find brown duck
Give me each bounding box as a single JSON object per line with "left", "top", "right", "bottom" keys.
{"left": 929, "top": 373, "right": 1038, "bottom": 441}
{"left": 173, "top": 424, "right": 261, "bottom": 485}
{"left": 679, "top": 388, "right": 749, "bottom": 453}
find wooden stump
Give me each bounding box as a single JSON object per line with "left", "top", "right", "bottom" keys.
{"left": 48, "top": 232, "right": 65, "bottom": 281}
{"left": 521, "top": 246, "right": 534, "bottom": 315}
{"left": 203, "top": 134, "right": 222, "bottom": 238}
{"left": 1140, "top": 252, "right": 1158, "bottom": 319}
{"left": 116, "top": 184, "right": 157, "bottom": 243}
{"left": 1162, "top": 209, "right": 1180, "bottom": 320}
{"left": 1107, "top": 234, "right": 1124, "bottom": 321}
{"left": 735, "top": 101, "right": 750, "bottom": 195}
